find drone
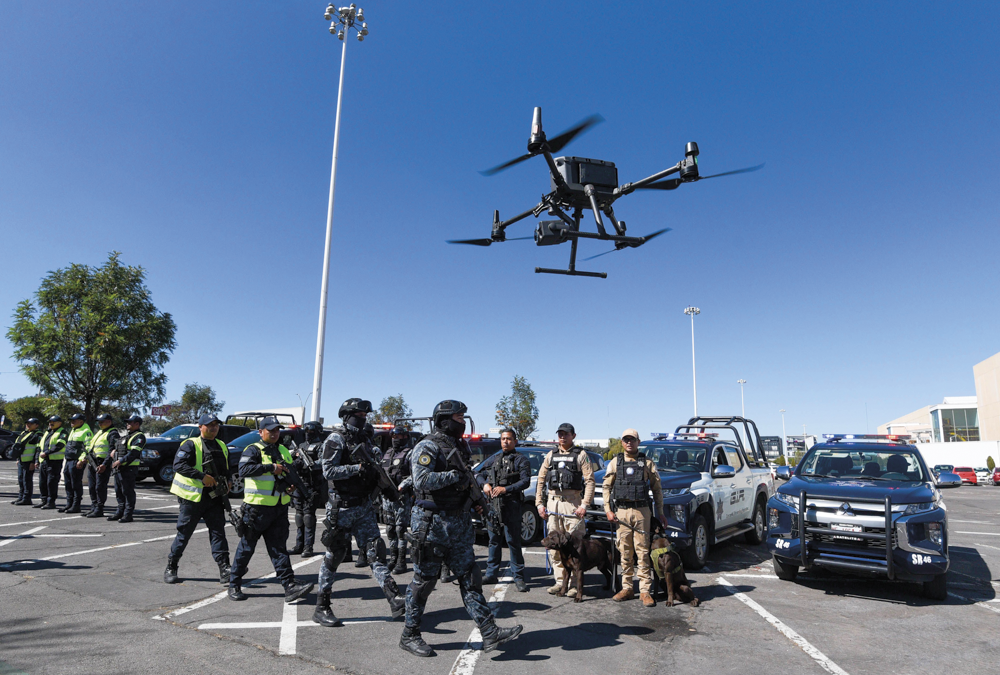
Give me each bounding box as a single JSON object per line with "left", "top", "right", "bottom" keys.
{"left": 447, "top": 107, "right": 763, "bottom": 278}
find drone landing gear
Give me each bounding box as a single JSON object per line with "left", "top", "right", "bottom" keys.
{"left": 535, "top": 213, "right": 608, "bottom": 278}
{"left": 535, "top": 267, "right": 607, "bottom": 279}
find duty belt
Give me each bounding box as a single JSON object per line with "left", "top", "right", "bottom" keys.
{"left": 341, "top": 496, "right": 366, "bottom": 508}
{"left": 616, "top": 499, "right": 650, "bottom": 508}
{"left": 415, "top": 499, "right": 465, "bottom": 517}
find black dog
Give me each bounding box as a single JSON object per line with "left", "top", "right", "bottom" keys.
{"left": 648, "top": 520, "right": 699, "bottom": 607}
{"left": 540, "top": 529, "right": 614, "bottom": 602}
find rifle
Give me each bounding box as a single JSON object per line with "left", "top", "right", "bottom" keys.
{"left": 200, "top": 440, "right": 231, "bottom": 503}
{"left": 444, "top": 443, "right": 500, "bottom": 529}
{"left": 264, "top": 444, "right": 312, "bottom": 503}
{"left": 111, "top": 437, "right": 128, "bottom": 476}
{"left": 350, "top": 442, "right": 399, "bottom": 503}
{"left": 84, "top": 449, "right": 101, "bottom": 474}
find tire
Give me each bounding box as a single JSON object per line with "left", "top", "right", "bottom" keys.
{"left": 154, "top": 462, "right": 175, "bottom": 486}
{"left": 229, "top": 474, "right": 244, "bottom": 499}
{"left": 681, "top": 514, "right": 709, "bottom": 570}
{"left": 772, "top": 554, "right": 799, "bottom": 581}
{"left": 745, "top": 497, "right": 767, "bottom": 545}
{"left": 923, "top": 573, "right": 948, "bottom": 601}
{"left": 521, "top": 506, "right": 541, "bottom": 543}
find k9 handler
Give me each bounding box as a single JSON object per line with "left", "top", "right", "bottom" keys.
{"left": 535, "top": 422, "right": 596, "bottom": 596}
{"left": 603, "top": 429, "right": 666, "bottom": 607}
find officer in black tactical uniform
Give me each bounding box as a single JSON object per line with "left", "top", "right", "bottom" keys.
{"left": 313, "top": 399, "right": 406, "bottom": 628}
{"left": 400, "top": 400, "right": 523, "bottom": 658}
{"left": 382, "top": 425, "right": 414, "bottom": 574}
{"left": 478, "top": 428, "right": 531, "bottom": 591}
{"left": 11, "top": 418, "right": 42, "bottom": 505}
{"left": 290, "top": 421, "right": 328, "bottom": 557}
{"left": 35, "top": 415, "right": 68, "bottom": 510}
{"left": 108, "top": 414, "right": 144, "bottom": 523}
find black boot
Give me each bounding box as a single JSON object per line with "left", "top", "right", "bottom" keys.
{"left": 33, "top": 502, "right": 45, "bottom": 508}
{"left": 354, "top": 549, "right": 368, "bottom": 568}
{"left": 481, "top": 622, "right": 523, "bottom": 653}
{"left": 289, "top": 542, "right": 304, "bottom": 555}
{"left": 313, "top": 592, "right": 343, "bottom": 627}
{"left": 66, "top": 502, "right": 82, "bottom": 514}
{"left": 388, "top": 594, "right": 406, "bottom": 620}
{"left": 400, "top": 626, "right": 434, "bottom": 657}
{"left": 218, "top": 557, "right": 231, "bottom": 585}
{"left": 119, "top": 513, "right": 133, "bottom": 523}
{"left": 164, "top": 558, "right": 179, "bottom": 584}
{"left": 301, "top": 547, "right": 316, "bottom": 558}
{"left": 107, "top": 510, "right": 123, "bottom": 521}
{"left": 90, "top": 506, "right": 105, "bottom": 518}
{"left": 284, "top": 580, "right": 314, "bottom": 603}
{"left": 41, "top": 502, "right": 57, "bottom": 510}
{"left": 57, "top": 503, "right": 69, "bottom": 512}
{"left": 228, "top": 584, "right": 247, "bottom": 601}
{"left": 84, "top": 506, "right": 99, "bottom": 518}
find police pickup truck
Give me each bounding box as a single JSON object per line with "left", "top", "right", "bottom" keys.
{"left": 766, "top": 434, "right": 961, "bottom": 600}
{"left": 592, "top": 416, "right": 775, "bottom": 570}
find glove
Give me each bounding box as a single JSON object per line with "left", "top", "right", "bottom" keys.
{"left": 361, "top": 464, "right": 378, "bottom": 482}
{"left": 449, "top": 469, "right": 470, "bottom": 490}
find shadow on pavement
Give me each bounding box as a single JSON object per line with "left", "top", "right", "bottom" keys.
{"left": 489, "top": 622, "right": 655, "bottom": 661}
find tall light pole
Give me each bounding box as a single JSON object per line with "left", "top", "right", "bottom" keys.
{"left": 779, "top": 409, "right": 786, "bottom": 457}
{"left": 684, "top": 306, "right": 700, "bottom": 417}
{"left": 737, "top": 379, "right": 747, "bottom": 417}
{"left": 311, "top": 4, "right": 370, "bottom": 424}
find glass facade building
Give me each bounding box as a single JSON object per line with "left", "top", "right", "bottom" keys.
{"left": 930, "top": 407, "right": 979, "bottom": 442}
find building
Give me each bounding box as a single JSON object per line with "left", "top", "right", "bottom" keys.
{"left": 974, "top": 352, "right": 1000, "bottom": 442}
{"left": 879, "top": 397, "right": 978, "bottom": 443}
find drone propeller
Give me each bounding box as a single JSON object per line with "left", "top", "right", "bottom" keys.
{"left": 446, "top": 236, "right": 533, "bottom": 247}
{"left": 581, "top": 228, "right": 671, "bottom": 261}
{"left": 638, "top": 162, "right": 765, "bottom": 190}
{"left": 479, "top": 114, "right": 604, "bottom": 176}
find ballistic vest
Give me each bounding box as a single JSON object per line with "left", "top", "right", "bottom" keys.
{"left": 243, "top": 442, "right": 294, "bottom": 506}
{"left": 87, "top": 427, "right": 113, "bottom": 460}
{"left": 66, "top": 424, "right": 93, "bottom": 461}
{"left": 546, "top": 448, "right": 585, "bottom": 492}
{"left": 417, "top": 432, "right": 471, "bottom": 511}
{"left": 382, "top": 444, "right": 411, "bottom": 486}
{"left": 122, "top": 431, "right": 144, "bottom": 466}
{"left": 329, "top": 433, "right": 379, "bottom": 499}
{"left": 15, "top": 430, "right": 40, "bottom": 463}
{"left": 170, "top": 437, "right": 228, "bottom": 502}
{"left": 41, "top": 428, "right": 67, "bottom": 460}
{"left": 612, "top": 453, "right": 650, "bottom": 503}
{"left": 492, "top": 452, "right": 520, "bottom": 488}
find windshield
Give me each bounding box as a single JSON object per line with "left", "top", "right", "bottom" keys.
{"left": 638, "top": 444, "right": 706, "bottom": 473}
{"left": 228, "top": 431, "right": 263, "bottom": 450}
{"left": 798, "top": 447, "right": 927, "bottom": 482}
{"left": 157, "top": 426, "right": 199, "bottom": 440}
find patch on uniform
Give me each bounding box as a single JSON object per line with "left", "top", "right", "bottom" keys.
{"left": 393, "top": 458, "right": 401, "bottom": 465}
{"left": 418, "top": 453, "right": 432, "bottom": 466}
{"left": 558, "top": 461, "right": 566, "bottom": 469}
{"left": 625, "top": 467, "right": 634, "bottom": 475}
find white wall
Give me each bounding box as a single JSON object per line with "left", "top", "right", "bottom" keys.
{"left": 913, "top": 441, "right": 1000, "bottom": 469}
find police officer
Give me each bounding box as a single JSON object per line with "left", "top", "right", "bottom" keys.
{"left": 34, "top": 415, "right": 68, "bottom": 510}
{"left": 11, "top": 418, "right": 42, "bottom": 505}
{"left": 603, "top": 429, "right": 666, "bottom": 606}
{"left": 479, "top": 428, "right": 531, "bottom": 592}
{"left": 400, "top": 400, "right": 523, "bottom": 658}
{"left": 313, "top": 399, "right": 405, "bottom": 627}
{"left": 382, "top": 425, "right": 414, "bottom": 574}
{"left": 228, "top": 417, "right": 313, "bottom": 603}
{"left": 164, "top": 414, "right": 232, "bottom": 585}
{"left": 289, "top": 421, "right": 328, "bottom": 557}
{"left": 82, "top": 414, "right": 118, "bottom": 518}
{"left": 60, "top": 413, "right": 92, "bottom": 513}
{"left": 535, "top": 422, "right": 596, "bottom": 596}
{"left": 108, "top": 414, "right": 144, "bottom": 523}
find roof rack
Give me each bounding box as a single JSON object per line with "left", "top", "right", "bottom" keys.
{"left": 650, "top": 432, "right": 719, "bottom": 441}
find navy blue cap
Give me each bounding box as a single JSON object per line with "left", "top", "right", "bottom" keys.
{"left": 126, "top": 414, "right": 142, "bottom": 424}
{"left": 197, "top": 413, "right": 222, "bottom": 426}
{"left": 556, "top": 423, "right": 575, "bottom": 434}
{"left": 70, "top": 413, "right": 84, "bottom": 421}
{"left": 95, "top": 413, "right": 113, "bottom": 423}
{"left": 27, "top": 418, "right": 41, "bottom": 425}
{"left": 49, "top": 415, "right": 63, "bottom": 423}
{"left": 260, "top": 416, "right": 282, "bottom": 431}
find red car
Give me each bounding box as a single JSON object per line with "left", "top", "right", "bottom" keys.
{"left": 954, "top": 466, "right": 978, "bottom": 485}
{"left": 992, "top": 467, "right": 1000, "bottom": 486}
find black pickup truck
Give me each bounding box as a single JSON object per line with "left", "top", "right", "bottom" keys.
{"left": 139, "top": 424, "right": 253, "bottom": 485}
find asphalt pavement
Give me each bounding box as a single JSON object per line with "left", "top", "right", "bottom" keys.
{"left": 0, "top": 462, "right": 997, "bottom": 675}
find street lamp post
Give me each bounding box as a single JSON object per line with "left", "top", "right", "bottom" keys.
{"left": 684, "top": 306, "right": 700, "bottom": 417}
{"left": 779, "top": 409, "right": 786, "bottom": 457}
{"left": 310, "top": 4, "right": 370, "bottom": 424}
{"left": 737, "top": 379, "right": 747, "bottom": 417}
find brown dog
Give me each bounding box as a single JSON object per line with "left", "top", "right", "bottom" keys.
{"left": 540, "top": 529, "right": 614, "bottom": 602}
{"left": 649, "top": 531, "right": 699, "bottom": 607}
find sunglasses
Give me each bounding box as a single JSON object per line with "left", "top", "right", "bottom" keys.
{"left": 622, "top": 436, "right": 638, "bottom": 443}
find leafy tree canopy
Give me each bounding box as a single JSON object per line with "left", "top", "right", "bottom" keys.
{"left": 495, "top": 375, "right": 539, "bottom": 442}
{"left": 372, "top": 395, "right": 413, "bottom": 426}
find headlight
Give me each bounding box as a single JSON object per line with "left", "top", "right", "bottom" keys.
{"left": 670, "top": 504, "right": 686, "bottom": 525}
{"left": 664, "top": 487, "right": 690, "bottom": 496}
{"left": 775, "top": 492, "right": 798, "bottom": 509}
{"left": 141, "top": 449, "right": 160, "bottom": 459}
{"left": 927, "top": 522, "right": 943, "bottom": 545}
{"left": 903, "top": 502, "right": 935, "bottom": 515}
{"left": 769, "top": 507, "right": 780, "bottom": 530}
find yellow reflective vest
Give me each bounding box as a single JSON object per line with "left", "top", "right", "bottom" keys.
{"left": 86, "top": 427, "right": 113, "bottom": 460}
{"left": 40, "top": 428, "right": 67, "bottom": 461}
{"left": 15, "top": 430, "right": 40, "bottom": 463}
{"left": 242, "top": 442, "right": 294, "bottom": 506}
{"left": 170, "top": 437, "right": 228, "bottom": 502}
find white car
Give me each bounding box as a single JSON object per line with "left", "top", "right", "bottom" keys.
{"left": 975, "top": 467, "right": 993, "bottom": 485}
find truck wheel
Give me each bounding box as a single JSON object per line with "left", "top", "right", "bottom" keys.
{"left": 681, "top": 514, "right": 709, "bottom": 570}
{"left": 229, "top": 474, "right": 244, "bottom": 499}
{"left": 772, "top": 555, "right": 799, "bottom": 581}
{"left": 154, "top": 463, "right": 175, "bottom": 485}
{"left": 923, "top": 573, "right": 948, "bottom": 600}
{"left": 745, "top": 497, "right": 766, "bottom": 545}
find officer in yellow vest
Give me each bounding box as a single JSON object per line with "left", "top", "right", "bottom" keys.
{"left": 11, "top": 418, "right": 42, "bottom": 505}
{"left": 82, "top": 413, "right": 120, "bottom": 518}
{"left": 108, "top": 414, "right": 144, "bottom": 523}
{"left": 228, "top": 417, "right": 313, "bottom": 603}
{"left": 61, "top": 413, "right": 92, "bottom": 513}
{"left": 164, "top": 413, "right": 232, "bottom": 585}
{"left": 34, "top": 415, "right": 68, "bottom": 510}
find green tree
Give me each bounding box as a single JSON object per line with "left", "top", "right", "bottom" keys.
{"left": 774, "top": 455, "right": 787, "bottom": 466}
{"left": 372, "top": 395, "right": 413, "bottom": 426}
{"left": 3, "top": 396, "right": 49, "bottom": 429}
{"left": 164, "top": 383, "right": 225, "bottom": 426}
{"left": 7, "top": 252, "right": 177, "bottom": 420}
{"left": 142, "top": 415, "right": 174, "bottom": 437}
{"left": 987, "top": 456, "right": 995, "bottom": 471}
{"left": 604, "top": 437, "right": 623, "bottom": 461}
{"left": 495, "top": 375, "right": 539, "bottom": 441}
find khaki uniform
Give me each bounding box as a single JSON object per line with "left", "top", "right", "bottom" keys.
{"left": 535, "top": 447, "right": 596, "bottom": 584}
{"left": 602, "top": 452, "right": 663, "bottom": 595}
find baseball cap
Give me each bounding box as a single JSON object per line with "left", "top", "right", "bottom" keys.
{"left": 621, "top": 428, "right": 640, "bottom": 441}
{"left": 556, "top": 423, "right": 575, "bottom": 434}
{"left": 197, "top": 413, "right": 222, "bottom": 426}
{"left": 260, "top": 416, "right": 282, "bottom": 431}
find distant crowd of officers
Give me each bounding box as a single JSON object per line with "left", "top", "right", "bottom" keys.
{"left": 8, "top": 399, "right": 670, "bottom": 657}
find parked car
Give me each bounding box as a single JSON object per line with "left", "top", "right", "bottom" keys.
{"left": 932, "top": 464, "right": 954, "bottom": 479}
{"left": 225, "top": 426, "right": 317, "bottom": 499}
{"left": 953, "top": 466, "right": 978, "bottom": 485}
{"left": 0, "top": 429, "right": 16, "bottom": 460}
{"left": 139, "top": 424, "right": 252, "bottom": 485}
{"left": 992, "top": 467, "right": 1000, "bottom": 486}
{"left": 974, "top": 467, "right": 992, "bottom": 485}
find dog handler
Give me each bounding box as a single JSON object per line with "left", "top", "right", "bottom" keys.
{"left": 603, "top": 428, "right": 667, "bottom": 607}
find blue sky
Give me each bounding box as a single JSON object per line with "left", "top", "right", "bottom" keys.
{"left": 2, "top": 2, "right": 998, "bottom": 441}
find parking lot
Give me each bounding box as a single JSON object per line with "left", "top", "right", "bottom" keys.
{"left": 0, "top": 461, "right": 997, "bottom": 675}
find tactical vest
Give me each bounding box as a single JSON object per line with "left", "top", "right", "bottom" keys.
{"left": 243, "top": 442, "right": 294, "bottom": 506}
{"left": 41, "top": 428, "right": 67, "bottom": 461}
{"left": 612, "top": 453, "right": 650, "bottom": 503}
{"left": 15, "top": 430, "right": 40, "bottom": 463}
{"left": 546, "top": 449, "right": 585, "bottom": 492}
{"left": 382, "top": 445, "right": 411, "bottom": 486}
{"left": 492, "top": 452, "right": 520, "bottom": 488}
{"left": 417, "top": 432, "right": 471, "bottom": 511}
{"left": 66, "top": 424, "right": 93, "bottom": 461}
{"left": 170, "top": 437, "right": 228, "bottom": 502}
{"left": 121, "top": 431, "right": 143, "bottom": 466}
{"left": 329, "top": 433, "right": 379, "bottom": 499}
{"left": 87, "top": 428, "right": 113, "bottom": 460}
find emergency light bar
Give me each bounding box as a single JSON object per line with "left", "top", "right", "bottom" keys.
{"left": 823, "top": 434, "right": 912, "bottom": 443}
{"left": 462, "top": 434, "right": 483, "bottom": 440}
{"left": 650, "top": 432, "right": 718, "bottom": 440}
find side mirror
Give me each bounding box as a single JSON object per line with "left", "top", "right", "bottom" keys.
{"left": 712, "top": 464, "right": 735, "bottom": 479}
{"left": 936, "top": 472, "right": 962, "bottom": 489}
{"left": 775, "top": 466, "right": 792, "bottom": 481}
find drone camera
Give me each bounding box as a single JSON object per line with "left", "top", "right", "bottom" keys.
{"left": 535, "top": 220, "right": 569, "bottom": 246}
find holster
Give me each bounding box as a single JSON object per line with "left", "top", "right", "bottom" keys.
{"left": 229, "top": 505, "right": 249, "bottom": 538}
{"left": 320, "top": 497, "right": 342, "bottom": 549}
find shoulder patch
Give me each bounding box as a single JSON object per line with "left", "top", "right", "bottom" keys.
{"left": 418, "top": 453, "right": 432, "bottom": 466}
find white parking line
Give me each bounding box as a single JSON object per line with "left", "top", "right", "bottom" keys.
{"left": 955, "top": 531, "right": 1000, "bottom": 536}
{"left": 719, "top": 573, "right": 780, "bottom": 579}
{"left": 951, "top": 520, "right": 997, "bottom": 524}
{"left": 0, "top": 515, "right": 84, "bottom": 528}
{"left": 0, "top": 526, "right": 47, "bottom": 547}
{"left": 0, "top": 527, "right": 212, "bottom": 566}
{"left": 717, "top": 576, "right": 849, "bottom": 675}
{"left": 450, "top": 566, "right": 511, "bottom": 675}
{"left": 948, "top": 591, "right": 1000, "bottom": 615}
{"left": 975, "top": 542, "right": 1000, "bottom": 553}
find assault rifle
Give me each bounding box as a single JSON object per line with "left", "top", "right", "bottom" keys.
{"left": 264, "top": 445, "right": 312, "bottom": 503}
{"left": 350, "top": 442, "right": 399, "bottom": 503}
{"left": 200, "top": 440, "right": 231, "bottom": 502}
{"left": 445, "top": 443, "right": 500, "bottom": 529}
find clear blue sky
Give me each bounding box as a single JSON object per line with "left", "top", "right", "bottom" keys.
{"left": 2, "top": 2, "right": 998, "bottom": 441}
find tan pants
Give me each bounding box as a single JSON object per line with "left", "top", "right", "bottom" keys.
{"left": 546, "top": 490, "right": 584, "bottom": 584}
{"left": 615, "top": 505, "right": 652, "bottom": 594}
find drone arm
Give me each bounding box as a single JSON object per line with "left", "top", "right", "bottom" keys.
{"left": 583, "top": 185, "right": 607, "bottom": 236}
{"left": 602, "top": 205, "right": 625, "bottom": 236}
{"left": 616, "top": 162, "right": 681, "bottom": 196}
{"left": 541, "top": 150, "right": 570, "bottom": 191}
{"left": 494, "top": 203, "right": 545, "bottom": 239}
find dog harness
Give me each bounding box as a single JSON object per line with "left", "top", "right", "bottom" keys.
{"left": 650, "top": 544, "right": 682, "bottom": 579}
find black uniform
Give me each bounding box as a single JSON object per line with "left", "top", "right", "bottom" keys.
{"left": 478, "top": 449, "right": 531, "bottom": 581}
{"left": 109, "top": 430, "right": 144, "bottom": 521}
{"left": 168, "top": 437, "right": 232, "bottom": 569}
{"left": 291, "top": 441, "right": 327, "bottom": 555}
{"left": 381, "top": 441, "right": 413, "bottom": 570}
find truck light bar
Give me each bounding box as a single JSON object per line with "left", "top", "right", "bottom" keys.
{"left": 462, "top": 434, "right": 483, "bottom": 440}
{"left": 651, "top": 432, "right": 718, "bottom": 440}
{"left": 822, "top": 434, "right": 912, "bottom": 442}
{"left": 372, "top": 423, "right": 394, "bottom": 429}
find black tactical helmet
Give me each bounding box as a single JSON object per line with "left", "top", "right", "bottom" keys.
{"left": 126, "top": 414, "right": 142, "bottom": 424}
{"left": 49, "top": 415, "right": 63, "bottom": 423}
{"left": 27, "top": 417, "right": 41, "bottom": 425}
{"left": 69, "top": 413, "right": 84, "bottom": 422}
{"left": 95, "top": 413, "right": 113, "bottom": 423}
{"left": 392, "top": 425, "right": 407, "bottom": 436}
{"left": 338, "top": 398, "right": 373, "bottom": 420}
{"left": 302, "top": 421, "right": 323, "bottom": 434}
{"left": 432, "top": 400, "right": 468, "bottom": 426}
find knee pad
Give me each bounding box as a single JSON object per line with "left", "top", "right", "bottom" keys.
{"left": 411, "top": 573, "right": 437, "bottom": 603}
{"left": 295, "top": 511, "right": 304, "bottom": 529}
{"left": 366, "top": 537, "right": 387, "bottom": 565}
{"left": 303, "top": 511, "right": 316, "bottom": 529}
{"left": 458, "top": 565, "right": 483, "bottom": 595}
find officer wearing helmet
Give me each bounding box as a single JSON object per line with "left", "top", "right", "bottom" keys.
{"left": 313, "top": 398, "right": 406, "bottom": 628}
{"left": 61, "top": 413, "right": 92, "bottom": 513}
{"left": 399, "top": 400, "right": 522, "bottom": 658}
{"left": 381, "top": 425, "right": 414, "bottom": 574}
{"left": 81, "top": 413, "right": 120, "bottom": 518}
{"left": 289, "top": 420, "right": 328, "bottom": 557}
{"left": 34, "top": 415, "right": 68, "bottom": 510}
{"left": 11, "top": 418, "right": 42, "bottom": 506}
{"left": 108, "top": 414, "right": 145, "bottom": 523}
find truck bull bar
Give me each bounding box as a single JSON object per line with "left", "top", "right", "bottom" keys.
{"left": 799, "top": 491, "right": 894, "bottom": 580}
